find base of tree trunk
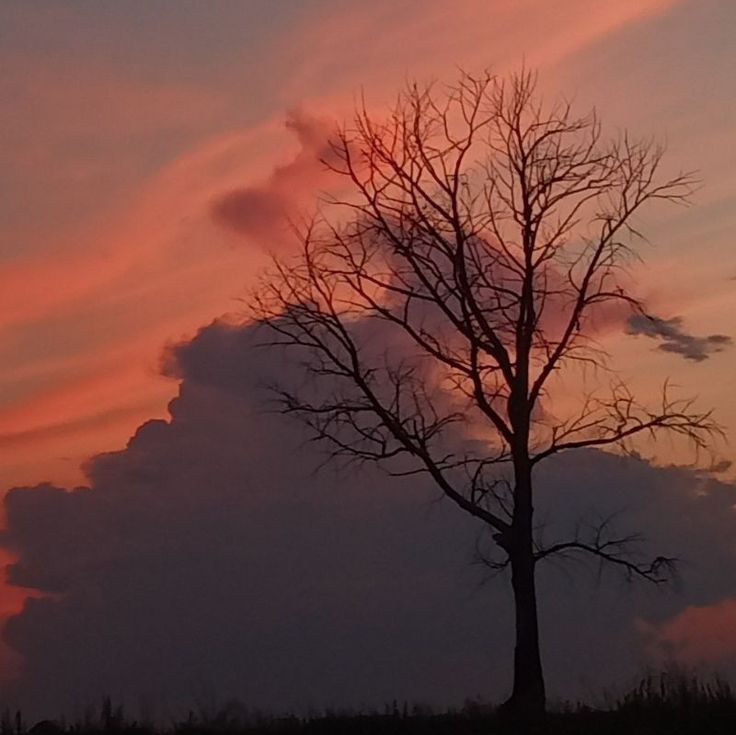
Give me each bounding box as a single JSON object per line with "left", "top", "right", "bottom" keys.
{"left": 498, "top": 692, "right": 546, "bottom": 731}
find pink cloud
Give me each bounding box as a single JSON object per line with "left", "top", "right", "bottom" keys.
{"left": 209, "top": 111, "right": 338, "bottom": 245}
{"left": 211, "top": 188, "right": 288, "bottom": 239}
{"left": 639, "top": 599, "right": 736, "bottom": 665}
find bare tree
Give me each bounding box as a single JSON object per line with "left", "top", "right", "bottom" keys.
{"left": 250, "top": 70, "right": 717, "bottom": 717}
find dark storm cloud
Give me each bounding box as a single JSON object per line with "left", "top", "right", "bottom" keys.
{"left": 627, "top": 313, "right": 732, "bottom": 361}
{"left": 2, "top": 320, "right": 736, "bottom": 720}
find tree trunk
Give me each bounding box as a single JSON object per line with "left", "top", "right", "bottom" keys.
{"left": 504, "top": 459, "right": 546, "bottom": 719}
{"left": 508, "top": 545, "right": 545, "bottom": 716}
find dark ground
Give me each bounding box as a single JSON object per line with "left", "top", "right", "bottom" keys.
{"left": 11, "top": 673, "right": 736, "bottom": 735}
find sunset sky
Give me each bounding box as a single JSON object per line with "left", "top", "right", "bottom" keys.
{"left": 1, "top": 0, "right": 736, "bottom": 718}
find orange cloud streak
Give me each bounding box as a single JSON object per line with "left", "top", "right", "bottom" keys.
{"left": 278, "top": 0, "right": 681, "bottom": 108}
{"left": 0, "top": 0, "right": 699, "bottom": 496}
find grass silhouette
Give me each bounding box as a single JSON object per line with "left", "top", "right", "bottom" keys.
{"left": 6, "top": 671, "right": 736, "bottom": 735}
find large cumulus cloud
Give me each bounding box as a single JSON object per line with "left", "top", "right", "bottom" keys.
{"left": 1, "top": 320, "right": 736, "bottom": 720}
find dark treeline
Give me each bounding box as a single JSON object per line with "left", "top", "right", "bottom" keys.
{"left": 5, "top": 673, "right": 736, "bottom": 735}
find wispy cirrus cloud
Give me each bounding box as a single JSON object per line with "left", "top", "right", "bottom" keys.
{"left": 0, "top": 0, "right": 690, "bottom": 496}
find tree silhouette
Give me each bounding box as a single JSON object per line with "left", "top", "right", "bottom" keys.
{"left": 251, "top": 70, "right": 717, "bottom": 718}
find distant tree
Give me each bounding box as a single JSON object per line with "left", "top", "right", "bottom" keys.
{"left": 251, "top": 70, "right": 717, "bottom": 718}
